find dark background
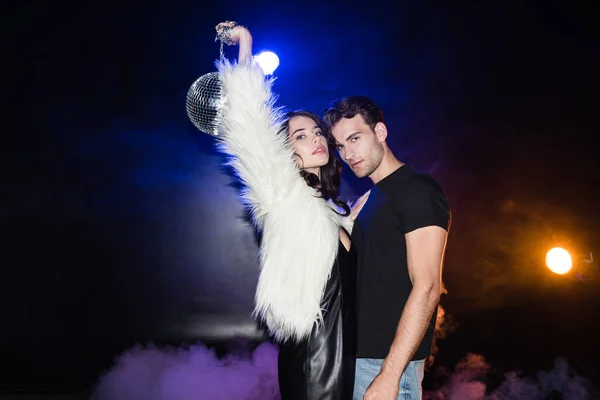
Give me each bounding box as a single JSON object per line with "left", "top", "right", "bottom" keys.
{"left": 3, "top": 0, "right": 599, "bottom": 395}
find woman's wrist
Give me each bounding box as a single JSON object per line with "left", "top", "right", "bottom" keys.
{"left": 237, "top": 29, "right": 253, "bottom": 61}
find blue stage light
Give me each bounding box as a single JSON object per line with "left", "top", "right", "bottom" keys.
{"left": 254, "top": 51, "right": 280, "bottom": 75}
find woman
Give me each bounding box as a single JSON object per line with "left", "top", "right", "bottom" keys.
{"left": 211, "top": 21, "right": 357, "bottom": 399}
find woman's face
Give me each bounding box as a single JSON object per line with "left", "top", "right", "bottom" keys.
{"left": 288, "top": 116, "right": 329, "bottom": 174}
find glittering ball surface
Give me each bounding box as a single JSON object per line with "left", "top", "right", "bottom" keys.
{"left": 186, "top": 72, "right": 224, "bottom": 136}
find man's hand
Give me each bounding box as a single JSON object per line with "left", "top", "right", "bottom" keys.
{"left": 364, "top": 370, "right": 400, "bottom": 400}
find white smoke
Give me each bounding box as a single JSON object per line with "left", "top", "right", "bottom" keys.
{"left": 91, "top": 340, "right": 596, "bottom": 400}
{"left": 91, "top": 340, "right": 279, "bottom": 400}
{"left": 424, "top": 353, "right": 597, "bottom": 400}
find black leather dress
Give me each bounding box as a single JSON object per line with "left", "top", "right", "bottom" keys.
{"left": 278, "top": 240, "right": 357, "bottom": 400}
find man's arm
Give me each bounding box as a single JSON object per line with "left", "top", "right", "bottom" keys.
{"left": 364, "top": 175, "right": 450, "bottom": 399}
{"left": 380, "top": 225, "right": 448, "bottom": 378}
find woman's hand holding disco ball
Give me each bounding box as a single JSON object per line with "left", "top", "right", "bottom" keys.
{"left": 185, "top": 21, "right": 254, "bottom": 136}
{"left": 215, "top": 21, "right": 253, "bottom": 62}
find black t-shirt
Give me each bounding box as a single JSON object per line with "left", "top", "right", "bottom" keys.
{"left": 351, "top": 165, "right": 451, "bottom": 360}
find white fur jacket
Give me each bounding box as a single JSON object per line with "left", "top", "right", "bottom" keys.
{"left": 215, "top": 59, "right": 353, "bottom": 343}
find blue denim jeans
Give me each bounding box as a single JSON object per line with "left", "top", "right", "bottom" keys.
{"left": 353, "top": 358, "right": 425, "bottom": 400}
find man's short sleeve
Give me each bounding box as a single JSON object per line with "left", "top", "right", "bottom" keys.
{"left": 395, "top": 174, "right": 451, "bottom": 234}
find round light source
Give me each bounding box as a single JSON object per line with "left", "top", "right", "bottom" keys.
{"left": 546, "top": 247, "right": 572, "bottom": 275}
{"left": 254, "top": 51, "right": 280, "bottom": 75}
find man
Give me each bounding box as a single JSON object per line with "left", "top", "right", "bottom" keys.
{"left": 324, "top": 96, "right": 451, "bottom": 400}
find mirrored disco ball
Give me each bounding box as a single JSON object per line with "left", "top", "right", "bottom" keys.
{"left": 186, "top": 72, "right": 224, "bottom": 136}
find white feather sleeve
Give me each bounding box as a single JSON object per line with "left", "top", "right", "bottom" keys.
{"left": 215, "top": 59, "right": 298, "bottom": 227}
{"left": 215, "top": 59, "right": 340, "bottom": 342}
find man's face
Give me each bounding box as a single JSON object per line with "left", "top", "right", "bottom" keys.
{"left": 331, "top": 115, "right": 384, "bottom": 178}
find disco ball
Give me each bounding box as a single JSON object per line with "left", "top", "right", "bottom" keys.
{"left": 186, "top": 71, "right": 224, "bottom": 136}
